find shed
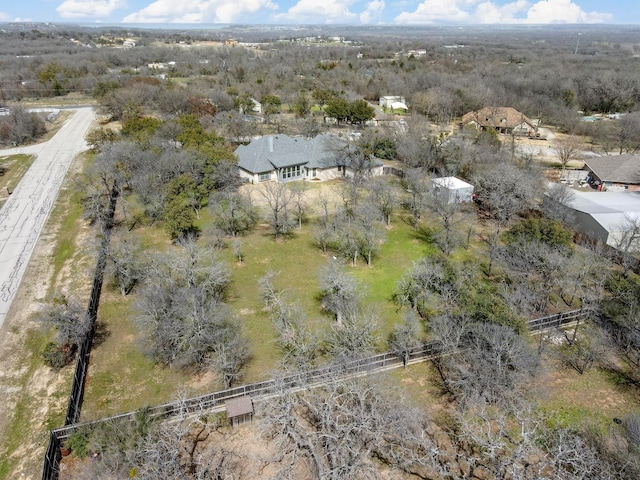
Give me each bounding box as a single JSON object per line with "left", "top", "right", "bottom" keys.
{"left": 429, "top": 177, "right": 474, "bottom": 204}
{"left": 225, "top": 396, "right": 254, "bottom": 426}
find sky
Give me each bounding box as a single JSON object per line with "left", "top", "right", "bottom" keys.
{"left": 0, "top": 1, "right": 636, "bottom": 26}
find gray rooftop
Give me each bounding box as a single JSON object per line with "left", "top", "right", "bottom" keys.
{"left": 584, "top": 154, "right": 640, "bottom": 184}
{"left": 568, "top": 190, "right": 640, "bottom": 234}
{"left": 236, "top": 134, "right": 342, "bottom": 173}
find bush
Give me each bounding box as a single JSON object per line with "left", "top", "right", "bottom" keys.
{"left": 65, "top": 425, "right": 92, "bottom": 457}
{"left": 504, "top": 217, "right": 573, "bottom": 250}
{"left": 41, "top": 342, "right": 75, "bottom": 369}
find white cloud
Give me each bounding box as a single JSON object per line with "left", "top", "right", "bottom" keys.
{"left": 122, "top": 0, "right": 278, "bottom": 24}
{"left": 56, "top": 0, "right": 128, "bottom": 19}
{"left": 360, "top": 0, "right": 385, "bottom": 24}
{"left": 475, "top": 0, "right": 528, "bottom": 24}
{"left": 395, "top": 0, "right": 612, "bottom": 25}
{"left": 394, "top": 0, "right": 477, "bottom": 24}
{"left": 279, "top": 0, "right": 358, "bottom": 23}
{"left": 0, "top": 12, "right": 10, "bottom": 21}
{"left": 524, "top": 0, "right": 611, "bottom": 24}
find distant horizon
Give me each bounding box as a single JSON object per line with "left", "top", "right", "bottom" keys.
{"left": 3, "top": 21, "right": 639, "bottom": 30}
{"left": 0, "top": 1, "right": 635, "bottom": 27}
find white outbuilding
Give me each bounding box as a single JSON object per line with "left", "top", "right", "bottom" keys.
{"left": 429, "top": 176, "right": 475, "bottom": 204}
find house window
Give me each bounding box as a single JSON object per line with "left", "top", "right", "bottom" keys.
{"left": 313, "top": 168, "right": 317, "bottom": 177}
{"left": 259, "top": 172, "right": 271, "bottom": 182}
{"left": 280, "top": 165, "right": 303, "bottom": 180}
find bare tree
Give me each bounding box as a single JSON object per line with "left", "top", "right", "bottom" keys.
{"left": 260, "top": 181, "right": 296, "bottom": 239}
{"left": 231, "top": 237, "right": 243, "bottom": 264}
{"left": 554, "top": 135, "right": 581, "bottom": 180}
{"left": 388, "top": 309, "right": 423, "bottom": 366}
{"left": 541, "top": 424, "right": 620, "bottom": 480}
{"left": 135, "top": 237, "right": 249, "bottom": 382}
{"left": 325, "top": 308, "right": 379, "bottom": 361}
{"left": 500, "top": 237, "right": 571, "bottom": 315}
{"left": 0, "top": 103, "right": 46, "bottom": 146}
{"left": 542, "top": 183, "right": 576, "bottom": 225}
{"left": 473, "top": 161, "right": 539, "bottom": 229}
{"left": 209, "top": 190, "right": 257, "bottom": 237}
{"left": 395, "top": 120, "right": 439, "bottom": 169}
{"left": 395, "top": 256, "right": 448, "bottom": 318}
{"left": 37, "top": 294, "right": 88, "bottom": 348}
{"left": 318, "top": 261, "right": 361, "bottom": 325}
{"left": 65, "top": 410, "right": 246, "bottom": 479}
{"left": 431, "top": 317, "right": 539, "bottom": 408}
{"left": 427, "top": 179, "right": 465, "bottom": 255}
{"left": 402, "top": 167, "right": 430, "bottom": 230}
{"left": 560, "top": 323, "right": 608, "bottom": 374}
{"left": 366, "top": 176, "right": 397, "bottom": 225}
{"left": 614, "top": 213, "right": 640, "bottom": 256}
{"left": 259, "top": 375, "right": 446, "bottom": 480}
{"left": 106, "top": 231, "right": 143, "bottom": 296}
{"left": 353, "top": 202, "right": 385, "bottom": 266}
{"left": 289, "top": 180, "right": 308, "bottom": 229}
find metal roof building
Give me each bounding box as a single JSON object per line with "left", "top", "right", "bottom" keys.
{"left": 561, "top": 190, "right": 640, "bottom": 250}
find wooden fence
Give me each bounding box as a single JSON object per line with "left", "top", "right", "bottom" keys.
{"left": 41, "top": 308, "right": 587, "bottom": 479}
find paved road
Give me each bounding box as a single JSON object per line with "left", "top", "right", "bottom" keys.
{"left": 0, "top": 106, "right": 96, "bottom": 329}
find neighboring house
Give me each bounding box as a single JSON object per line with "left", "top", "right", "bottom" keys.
{"left": 236, "top": 134, "right": 384, "bottom": 184}
{"left": 556, "top": 190, "right": 640, "bottom": 251}
{"left": 583, "top": 154, "right": 640, "bottom": 192}
{"left": 239, "top": 97, "right": 262, "bottom": 114}
{"left": 379, "top": 96, "right": 408, "bottom": 112}
{"left": 429, "top": 176, "right": 475, "bottom": 204}
{"left": 407, "top": 49, "right": 427, "bottom": 57}
{"left": 461, "top": 107, "right": 536, "bottom": 135}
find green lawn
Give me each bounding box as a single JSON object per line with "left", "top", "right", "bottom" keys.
{"left": 79, "top": 198, "right": 444, "bottom": 417}
{"left": 82, "top": 296, "right": 193, "bottom": 418}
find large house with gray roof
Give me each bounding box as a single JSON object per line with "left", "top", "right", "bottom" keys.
{"left": 236, "top": 134, "right": 383, "bottom": 184}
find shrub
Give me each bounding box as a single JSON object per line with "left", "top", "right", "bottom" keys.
{"left": 65, "top": 426, "right": 92, "bottom": 457}
{"left": 41, "top": 342, "right": 75, "bottom": 369}
{"left": 504, "top": 217, "right": 573, "bottom": 250}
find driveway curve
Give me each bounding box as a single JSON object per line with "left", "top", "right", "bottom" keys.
{"left": 0, "top": 106, "right": 96, "bottom": 329}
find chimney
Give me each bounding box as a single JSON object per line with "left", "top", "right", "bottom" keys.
{"left": 268, "top": 136, "right": 274, "bottom": 153}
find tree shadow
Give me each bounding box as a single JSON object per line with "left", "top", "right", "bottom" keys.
{"left": 410, "top": 224, "right": 437, "bottom": 244}
{"left": 92, "top": 320, "right": 111, "bottom": 347}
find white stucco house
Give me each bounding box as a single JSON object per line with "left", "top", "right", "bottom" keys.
{"left": 236, "top": 134, "right": 384, "bottom": 184}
